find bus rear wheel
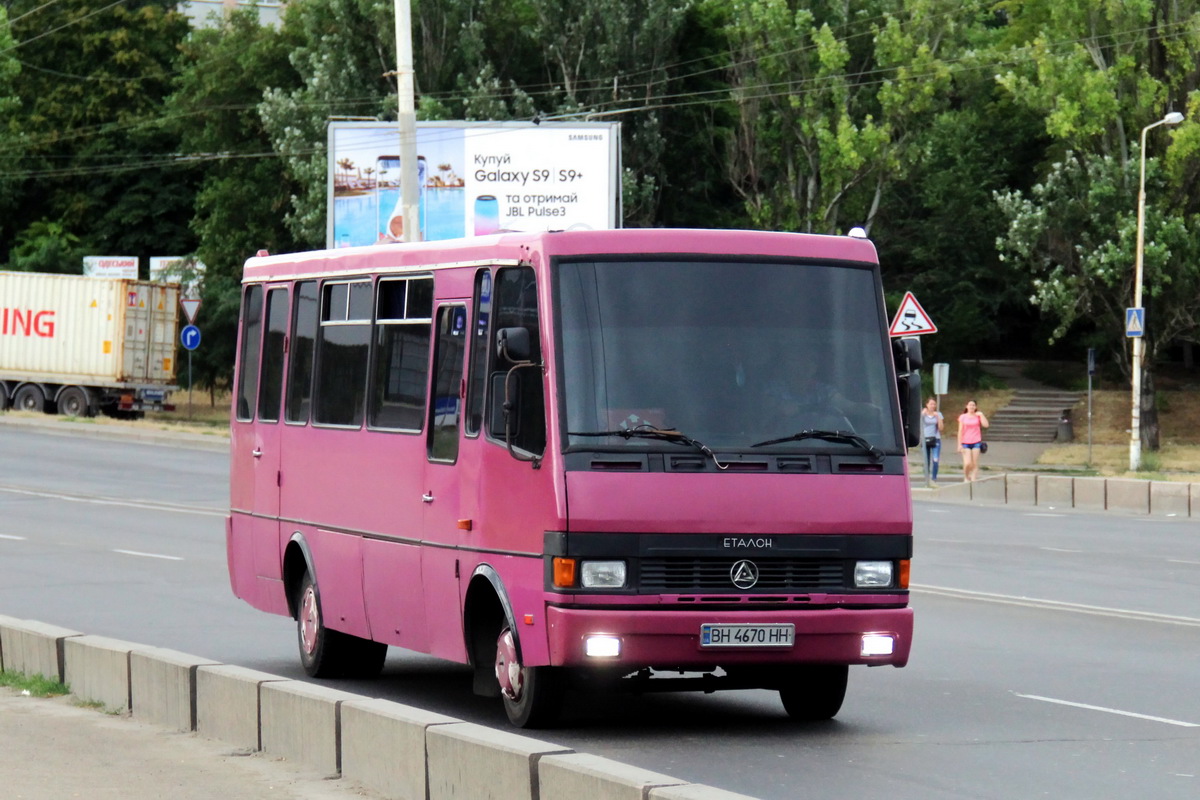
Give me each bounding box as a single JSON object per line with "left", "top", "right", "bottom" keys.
{"left": 494, "top": 625, "right": 562, "bottom": 728}
{"left": 778, "top": 664, "right": 849, "bottom": 721}
{"left": 296, "top": 572, "right": 387, "bottom": 679}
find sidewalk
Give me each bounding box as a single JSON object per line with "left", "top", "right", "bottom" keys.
{"left": 0, "top": 688, "right": 374, "bottom": 800}
{"left": 908, "top": 434, "right": 1063, "bottom": 487}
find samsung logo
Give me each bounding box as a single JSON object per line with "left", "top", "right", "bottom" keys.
{"left": 723, "top": 537, "right": 775, "bottom": 549}
{"left": 569, "top": 134, "right": 603, "bottom": 141}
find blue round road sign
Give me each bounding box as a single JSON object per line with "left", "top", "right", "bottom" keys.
{"left": 181, "top": 324, "right": 201, "bottom": 351}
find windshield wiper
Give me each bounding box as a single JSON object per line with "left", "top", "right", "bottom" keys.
{"left": 568, "top": 425, "right": 731, "bottom": 469}
{"left": 751, "top": 429, "right": 884, "bottom": 462}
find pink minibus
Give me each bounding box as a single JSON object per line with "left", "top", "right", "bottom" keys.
{"left": 227, "top": 228, "right": 921, "bottom": 727}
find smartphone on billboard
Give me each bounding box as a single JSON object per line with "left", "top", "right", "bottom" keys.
{"left": 474, "top": 195, "right": 500, "bottom": 236}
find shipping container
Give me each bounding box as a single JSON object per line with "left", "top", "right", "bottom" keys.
{"left": 0, "top": 271, "right": 180, "bottom": 416}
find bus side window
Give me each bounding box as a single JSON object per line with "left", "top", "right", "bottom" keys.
{"left": 429, "top": 305, "right": 467, "bottom": 462}
{"left": 465, "top": 269, "right": 492, "bottom": 436}
{"left": 257, "top": 288, "right": 289, "bottom": 423}
{"left": 313, "top": 279, "right": 372, "bottom": 427}
{"left": 368, "top": 276, "right": 433, "bottom": 431}
{"left": 235, "top": 285, "right": 264, "bottom": 422}
{"left": 285, "top": 281, "right": 318, "bottom": 424}
{"left": 486, "top": 266, "right": 545, "bottom": 456}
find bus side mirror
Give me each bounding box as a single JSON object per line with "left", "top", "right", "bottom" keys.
{"left": 497, "top": 327, "right": 531, "bottom": 363}
{"left": 898, "top": 372, "right": 922, "bottom": 448}
{"left": 893, "top": 336, "right": 922, "bottom": 371}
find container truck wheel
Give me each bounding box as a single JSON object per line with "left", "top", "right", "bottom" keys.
{"left": 12, "top": 385, "right": 45, "bottom": 413}
{"left": 56, "top": 386, "right": 92, "bottom": 417}
{"left": 779, "top": 665, "right": 849, "bottom": 721}
{"left": 295, "top": 572, "right": 387, "bottom": 679}
{"left": 494, "top": 624, "right": 562, "bottom": 728}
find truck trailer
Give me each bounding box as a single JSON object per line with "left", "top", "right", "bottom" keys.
{"left": 0, "top": 271, "right": 180, "bottom": 417}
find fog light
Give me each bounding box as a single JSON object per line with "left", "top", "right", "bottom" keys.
{"left": 585, "top": 635, "right": 621, "bottom": 658}
{"left": 854, "top": 560, "right": 894, "bottom": 588}
{"left": 861, "top": 634, "right": 895, "bottom": 657}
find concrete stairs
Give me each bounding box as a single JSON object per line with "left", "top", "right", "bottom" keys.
{"left": 987, "top": 390, "right": 1083, "bottom": 443}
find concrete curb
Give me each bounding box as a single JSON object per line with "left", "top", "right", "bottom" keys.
{"left": 0, "top": 617, "right": 759, "bottom": 800}
{"left": 927, "top": 473, "right": 1196, "bottom": 517}
{"left": 0, "top": 413, "right": 229, "bottom": 452}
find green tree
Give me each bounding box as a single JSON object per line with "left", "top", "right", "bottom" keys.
{"left": 991, "top": 0, "right": 1200, "bottom": 451}
{"left": 166, "top": 8, "right": 306, "bottom": 394}
{"left": 522, "top": 0, "right": 696, "bottom": 224}
{"left": 2, "top": 1, "right": 193, "bottom": 269}
{"left": 7, "top": 219, "right": 82, "bottom": 273}
{"left": 721, "top": 0, "right": 961, "bottom": 235}
{"left": 259, "top": 0, "right": 398, "bottom": 246}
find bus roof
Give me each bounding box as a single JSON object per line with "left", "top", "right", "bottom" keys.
{"left": 241, "top": 228, "right": 879, "bottom": 283}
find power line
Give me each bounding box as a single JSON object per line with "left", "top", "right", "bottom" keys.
{"left": 1, "top": 12, "right": 1194, "bottom": 181}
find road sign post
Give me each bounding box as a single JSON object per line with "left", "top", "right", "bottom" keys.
{"left": 180, "top": 324, "right": 201, "bottom": 420}
{"left": 888, "top": 292, "right": 938, "bottom": 337}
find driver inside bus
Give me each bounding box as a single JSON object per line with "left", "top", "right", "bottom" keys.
{"left": 763, "top": 350, "right": 864, "bottom": 432}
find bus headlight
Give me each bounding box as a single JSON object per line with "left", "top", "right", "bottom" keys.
{"left": 854, "top": 561, "right": 894, "bottom": 588}
{"left": 580, "top": 561, "right": 627, "bottom": 588}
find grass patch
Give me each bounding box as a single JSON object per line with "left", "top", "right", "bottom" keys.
{"left": 0, "top": 670, "right": 69, "bottom": 697}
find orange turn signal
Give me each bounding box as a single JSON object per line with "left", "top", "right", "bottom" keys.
{"left": 898, "top": 559, "right": 911, "bottom": 590}
{"left": 553, "top": 557, "right": 577, "bottom": 588}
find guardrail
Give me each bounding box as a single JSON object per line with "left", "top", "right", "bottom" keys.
{"left": 931, "top": 474, "right": 1197, "bottom": 516}
{"left": 0, "top": 616, "right": 757, "bottom": 800}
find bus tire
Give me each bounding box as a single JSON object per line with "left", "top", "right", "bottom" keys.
{"left": 495, "top": 624, "right": 562, "bottom": 728}
{"left": 295, "top": 572, "right": 386, "bottom": 679}
{"left": 779, "top": 664, "right": 848, "bottom": 721}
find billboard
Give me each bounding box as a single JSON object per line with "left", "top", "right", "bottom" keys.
{"left": 327, "top": 121, "right": 621, "bottom": 248}
{"left": 82, "top": 256, "right": 138, "bottom": 279}
{"left": 149, "top": 256, "right": 206, "bottom": 298}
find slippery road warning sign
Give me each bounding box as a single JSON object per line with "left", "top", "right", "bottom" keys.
{"left": 889, "top": 292, "right": 937, "bottom": 337}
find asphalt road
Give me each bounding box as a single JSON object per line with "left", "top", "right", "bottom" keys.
{"left": 1, "top": 425, "right": 1197, "bottom": 799}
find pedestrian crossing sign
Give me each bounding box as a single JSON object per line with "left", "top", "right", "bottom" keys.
{"left": 1125, "top": 307, "right": 1145, "bottom": 338}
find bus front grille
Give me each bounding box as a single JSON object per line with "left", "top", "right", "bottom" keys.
{"left": 639, "top": 558, "right": 846, "bottom": 592}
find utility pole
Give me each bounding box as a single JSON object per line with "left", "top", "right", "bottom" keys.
{"left": 394, "top": 0, "right": 420, "bottom": 242}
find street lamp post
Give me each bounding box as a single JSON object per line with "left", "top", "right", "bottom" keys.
{"left": 1129, "top": 111, "right": 1184, "bottom": 472}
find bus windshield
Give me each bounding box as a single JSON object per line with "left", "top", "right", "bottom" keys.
{"left": 557, "top": 258, "right": 898, "bottom": 452}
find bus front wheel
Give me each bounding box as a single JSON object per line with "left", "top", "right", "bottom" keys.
{"left": 494, "top": 625, "right": 562, "bottom": 728}
{"left": 778, "top": 664, "right": 849, "bottom": 721}
{"left": 296, "top": 572, "right": 387, "bottom": 679}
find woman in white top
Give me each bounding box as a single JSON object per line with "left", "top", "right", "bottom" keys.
{"left": 920, "top": 398, "right": 944, "bottom": 483}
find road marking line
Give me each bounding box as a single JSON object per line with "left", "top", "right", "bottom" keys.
{"left": 113, "top": 549, "right": 184, "bottom": 561}
{"left": 1015, "top": 693, "right": 1200, "bottom": 728}
{"left": 1168, "top": 559, "right": 1200, "bottom": 566}
{"left": 1039, "top": 547, "right": 1082, "bottom": 553}
{"left": 914, "top": 584, "right": 1200, "bottom": 627}
{"left": 1025, "top": 513, "right": 1064, "bottom": 517}
{"left": 0, "top": 534, "right": 27, "bottom": 540}
{"left": 0, "top": 484, "right": 224, "bottom": 518}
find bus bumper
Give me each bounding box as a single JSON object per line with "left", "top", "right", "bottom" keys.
{"left": 545, "top": 605, "right": 912, "bottom": 669}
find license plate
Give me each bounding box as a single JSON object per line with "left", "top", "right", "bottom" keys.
{"left": 141, "top": 389, "right": 166, "bottom": 401}
{"left": 700, "top": 623, "right": 795, "bottom": 648}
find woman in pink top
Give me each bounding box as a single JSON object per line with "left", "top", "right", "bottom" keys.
{"left": 957, "top": 399, "right": 989, "bottom": 482}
